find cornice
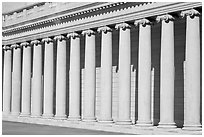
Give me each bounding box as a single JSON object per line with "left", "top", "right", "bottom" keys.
{"left": 2, "top": 2, "right": 120, "bottom": 32}
{"left": 2, "top": 2, "right": 202, "bottom": 45}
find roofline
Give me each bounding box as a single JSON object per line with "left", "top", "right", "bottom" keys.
{"left": 2, "top": 2, "right": 45, "bottom": 15}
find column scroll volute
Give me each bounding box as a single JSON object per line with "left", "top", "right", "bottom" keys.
{"left": 115, "top": 22, "right": 131, "bottom": 31}
{"left": 42, "top": 37, "right": 53, "bottom": 44}
{"left": 54, "top": 35, "right": 66, "bottom": 42}
{"left": 31, "top": 40, "right": 41, "bottom": 46}
{"left": 180, "top": 9, "right": 200, "bottom": 18}
{"left": 156, "top": 14, "right": 175, "bottom": 23}
{"left": 82, "top": 29, "right": 95, "bottom": 37}
{"left": 134, "top": 18, "right": 152, "bottom": 27}
{"left": 20, "top": 42, "right": 30, "bottom": 48}
{"left": 11, "top": 44, "right": 21, "bottom": 49}
{"left": 97, "top": 26, "right": 112, "bottom": 34}
{"left": 67, "top": 32, "right": 80, "bottom": 39}
{"left": 3, "top": 45, "right": 12, "bottom": 51}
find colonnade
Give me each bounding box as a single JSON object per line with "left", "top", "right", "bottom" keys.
{"left": 2, "top": 9, "right": 201, "bottom": 130}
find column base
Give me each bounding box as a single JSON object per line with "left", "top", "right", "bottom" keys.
{"left": 20, "top": 113, "right": 31, "bottom": 117}
{"left": 68, "top": 116, "right": 81, "bottom": 121}
{"left": 136, "top": 120, "right": 153, "bottom": 127}
{"left": 54, "top": 115, "right": 67, "bottom": 120}
{"left": 10, "top": 112, "right": 20, "bottom": 116}
{"left": 157, "top": 122, "right": 177, "bottom": 128}
{"left": 182, "top": 124, "right": 202, "bottom": 131}
{"left": 116, "top": 119, "right": 132, "bottom": 125}
{"left": 31, "top": 113, "right": 42, "bottom": 118}
{"left": 42, "top": 113, "right": 54, "bottom": 119}
{"left": 82, "top": 117, "right": 97, "bottom": 122}
{"left": 2, "top": 111, "right": 10, "bottom": 117}
{"left": 98, "top": 118, "right": 114, "bottom": 123}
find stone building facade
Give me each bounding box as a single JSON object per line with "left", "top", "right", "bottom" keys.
{"left": 2, "top": 2, "right": 202, "bottom": 134}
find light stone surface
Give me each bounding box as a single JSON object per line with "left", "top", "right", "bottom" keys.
{"left": 98, "top": 27, "right": 113, "bottom": 123}
{"left": 158, "top": 17, "right": 176, "bottom": 128}
{"left": 183, "top": 13, "right": 201, "bottom": 131}
{"left": 31, "top": 43, "right": 43, "bottom": 117}
{"left": 43, "top": 40, "right": 54, "bottom": 118}
{"left": 55, "top": 38, "right": 67, "bottom": 119}
{"left": 3, "top": 49, "right": 12, "bottom": 115}
{"left": 21, "top": 45, "right": 31, "bottom": 117}
{"left": 116, "top": 24, "right": 132, "bottom": 125}
{"left": 136, "top": 21, "right": 152, "bottom": 126}
{"left": 83, "top": 30, "right": 96, "bottom": 122}
{"left": 11, "top": 47, "right": 21, "bottom": 116}
{"left": 68, "top": 34, "right": 81, "bottom": 120}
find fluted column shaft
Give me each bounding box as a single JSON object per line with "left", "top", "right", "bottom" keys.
{"left": 181, "top": 9, "right": 201, "bottom": 131}
{"left": 135, "top": 19, "right": 152, "bottom": 126}
{"left": 31, "top": 40, "right": 43, "bottom": 117}
{"left": 20, "top": 42, "right": 32, "bottom": 117}
{"left": 82, "top": 29, "right": 96, "bottom": 122}
{"left": 42, "top": 38, "right": 54, "bottom": 118}
{"left": 3, "top": 46, "right": 12, "bottom": 115}
{"left": 11, "top": 44, "right": 21, "bottom": 116}
{"left": 67, "top": 33, "right": 81, "bottom": 121}
{"left": 55, "top": 35, "right": 67, "bottom": 119}
{"left": 98, "top": 26, "right": 113, "bottom": 123}
{"left": 156, "top": 14, "right": 176, "bottom": 128}
{"left": 115, "top": 23, "right": 132, "bottom": 125}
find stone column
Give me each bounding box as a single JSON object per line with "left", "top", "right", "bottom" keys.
{"left": 20, "top": 42, "right": 32, "bottom": 117}
{"left": 115, "top": 23, "right": 132, "bottom": 125}
{"left": 181, "top": 9, "right": 201, "bottom": 131}
{"left": 54, "top": 35, "right": 67, "bottom": 119}
{"left": 134, "top": 19, "right": 152, "bottom": 126}
{"left": 31, "top": 40, "right": 43, "bottom": 117}
{"left": 156, "top": 14, "right": 176, "bottom": 128}
{"left": 42, "top": 38, "right": 54, "bottom": 118}
{"left": 11, "top": 44, "right": 21, "bottom": 116}
{"left": 82, "top": 29, "right": 96, "bottom": 122}
{"left": 67, "top": 32, "right": 81, "bottom": 121}
{"left": 97, "top": 26, "right": 113, "bottom": 123}
{"left": 2, "top": 46, "right": 12, "bottom": 115}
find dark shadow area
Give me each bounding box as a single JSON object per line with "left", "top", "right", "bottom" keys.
{"left": 200, "top": 16, "right": 202, "bottom": 125}
{"left": 112, "top": 29, "right": 119, "bottom": 68}
{"left": 151, "top": 23, "right": 161, "bottom": 126}
{"left": 66, "top": 38, "right": 70, "bottom": 116}
{"left": 2, "top": 49, "right": 4, "bottom": 111}
{"left": 130, "top": 27, "right": 139, "bottom": 123}
{"left": 174, "top": 19, "right": 186, "bottom": 128}
{"left": 41, "top": 42, "right": 45, "bottom": 114}
{"left": 80, "top": 35, "right": 85, "bottom": 117}
{"left": 53, "top": 40, "right": 57, "bottom": 115}
{"left": 95, "top": 32, "right": 101, "bottom": 68}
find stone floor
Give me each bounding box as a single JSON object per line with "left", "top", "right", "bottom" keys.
{"left": 2, "top": 121, "right": 131, "bottom": 135}
{"left": 2, "top": 116, "right": 202, "bottom": 135}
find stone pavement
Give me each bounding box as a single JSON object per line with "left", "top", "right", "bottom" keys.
{"left": 2, "top": 121, "right": 131, "bottom": 135}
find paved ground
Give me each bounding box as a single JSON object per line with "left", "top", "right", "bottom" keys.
{"left": 2, "top": 121, "right": 131, "bottom": 135}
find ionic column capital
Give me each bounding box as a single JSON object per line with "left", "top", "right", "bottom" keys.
{"left": 42, "top": 38, "right": 53, "bottom": 44}
{"left": 11, "top": 44, "right": 21, "bottom": 49}
{"left": 20, "top": 42, "right": 30, "bottom": 48}
{"left": 156, "top": 14, "right": 175, "bottom": 23}
{"left": 97, "top": 26, "right": 112, "bottom": 34}
{"left": 54, "top": 35, "right": 66, "bottom": 41}
{"left": 115, "top": 22, "right": 131, "bottom": 30}
{"left": 181, "top": 9, "right": 200, "bottom": 18}
{"left": 67, "top": 32, "right": 80, "bottom": 39}
{"left": 3, "top": 45, "right": 12, "bottom": 51}
{"left": 31, "top": 40, "right": 41, "bottom": 46}
{"left": 82, "top": 29, "right": 95, "bottom": 37}
{"left": 134, "top": 18, "right": 152, "bottom": 27}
